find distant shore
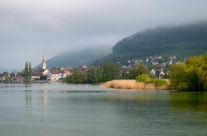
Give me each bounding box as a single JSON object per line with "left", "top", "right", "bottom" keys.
{"left": 1, "top": 80, "right": 62, "bottom": 84}
{"left": 100, "top": 80, "right": 168, "bottom": 90}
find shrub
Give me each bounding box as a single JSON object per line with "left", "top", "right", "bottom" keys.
{"left": 150, "top": 79, "right": 168, "bottom": 87}
{"left": 136, "top": 74, "right": 168, "bottom": 87}
{"left": 136, "top": 74, "right": 151, "bottom": 83}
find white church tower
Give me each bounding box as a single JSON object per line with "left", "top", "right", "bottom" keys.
{"left": 42, "top": 49, "right": 47, "bottom": 70}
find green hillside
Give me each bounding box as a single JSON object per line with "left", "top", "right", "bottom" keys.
{"left": 35, "top": 47, "right": 111, "bottom": 69}
{"left": 96, "top": 22, "right": 207, "bottom": 64}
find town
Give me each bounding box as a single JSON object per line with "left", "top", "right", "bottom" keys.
{"left": 0, "top": 50, "right": 185, "bottom": 83}
{"left": 0, "top": 52, "right": 71, "bottom": 83}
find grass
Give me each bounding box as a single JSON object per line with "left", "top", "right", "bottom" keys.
{"left": 100, "top": 80, "right": 168, "bottom": 90}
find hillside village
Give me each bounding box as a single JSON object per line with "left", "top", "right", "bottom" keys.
{"left": 119, "top": 55, "right": 185, "bottom": 79}
{"left": 0, "top": 49, "right": 185, "bottom": 83}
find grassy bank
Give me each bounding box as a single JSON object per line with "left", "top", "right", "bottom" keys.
{"left": 100, "top": 80, "right": 169, "bottom": 90}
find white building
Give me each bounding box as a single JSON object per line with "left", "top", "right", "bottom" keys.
{"left": 47, "top": 68, "right": 69, "bottom": 81}
{"left": 47, "top": 72, "right": 60, "bottom": 81}
{"left": 150, "top": 69, "right": 156, "bottom": 76}
{"left": 36, "top": 50, "right": 70, "bottom": 81}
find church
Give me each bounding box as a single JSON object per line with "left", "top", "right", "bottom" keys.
{"left": 32, "top": 50, "right": 70, "bottom": 81}
{"left": 40, "top": 50, "right": 50, "bottom": 76}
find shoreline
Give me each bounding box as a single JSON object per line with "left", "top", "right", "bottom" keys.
{"left": 1, "top": 80, "right": 169, "bottom": 91}
{"left": 100, "top": 80, "right": 168, "bottom": 90}
{"left": 0, "top": 80, "right": 62, "bottom": 84}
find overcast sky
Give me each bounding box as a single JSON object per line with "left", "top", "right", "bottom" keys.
{"left": 0, "top": 0, "right": 207, "bottom": 69}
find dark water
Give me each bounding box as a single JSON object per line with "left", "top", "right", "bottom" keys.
{"left": 0, "top": 83, "right": 207, "bottom": 136}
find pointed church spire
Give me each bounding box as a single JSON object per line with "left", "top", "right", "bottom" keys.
{"left": 42, "top": 49, "right": 47, "bottom": 70}
{"left": 42, "top": 49, "right": 46, "bottom": 64}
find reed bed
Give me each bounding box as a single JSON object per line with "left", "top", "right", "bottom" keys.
{"left": 100, "top": 80, "right": 168, "bottom": 90}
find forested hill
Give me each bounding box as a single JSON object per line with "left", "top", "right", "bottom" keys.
{"left": 96, "top": 22, "right": 207, "bottom": 64}
{"left": 35, "top": 47, "right": 111, "bottom": 69}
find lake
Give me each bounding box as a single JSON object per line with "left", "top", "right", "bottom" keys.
{"left": 0, "top": 83, "right": 207, "bottom": 136}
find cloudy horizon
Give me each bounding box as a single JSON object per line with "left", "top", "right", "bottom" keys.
{"left": 0, "top": 0, "right": 207, "bottom": 70}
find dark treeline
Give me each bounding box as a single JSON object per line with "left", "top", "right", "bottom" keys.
{"left": 65, "top": 62, "right": 121, "bottom": 83}
{"left": 65, "top": 62, "right": 150, "bottom": 84}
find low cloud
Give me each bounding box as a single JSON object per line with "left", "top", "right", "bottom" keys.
{"left": 0, "top": 0, "right": 207, "bottom": 69}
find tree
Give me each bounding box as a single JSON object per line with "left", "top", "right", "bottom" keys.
{"left": 24, "top": 61, "right": 32, "bottom": 82}
{"left": 121, "top": 67, "right": 130, "bottom": 79}
{"left": 169, "top": 54, "right": 207, "bottom": 91}
{"left": 29, "top": 62, "right": 32, "bottom": 80}
{"left": 129, "top": 63, "right": 149, "bottom": 79}
{"left": 24, "top": 62, "right": 29, "bottom": 81}
{"left": 65, "top": 69, "right": 87, "bottom": 83}
{"left": 79, "top": 71, "right": 87, "bottom": 83}
{"left": 103, "top": 62, "right": 121, "bottom": 81}
{"left": 88, "top": 66, "right": 98, "bottom": 83}
{"left": 4, "top": 75, "right": 9, "bottom": 83}
{"left": 97, "top": 68, "right": 103, "bottom": 82}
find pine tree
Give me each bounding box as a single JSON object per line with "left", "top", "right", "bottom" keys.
{"left": 24, "top": 62, "right": 29, "bottom": 81}
{"left": 24, "top": 61, "right": 32, "bottom": 82}
{"left": 29, "top": 62, "right": 32, "bottom": 80}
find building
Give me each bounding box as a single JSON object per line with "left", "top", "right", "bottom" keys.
{"left": 150, "top": 69, "right": 156, "bottom": 76}
{"left": 42, "top": 51, "right": 47, "bottom": 70}
{"left": 47, "top": 67, "right": 70, "bottom": 81}
{"left": 0, "top": 72, "right": 10, "bottom": 82}
{"left": 10, "top": 71, "right": 18, "bottom": 80}
{"left": 59, "top": 67, "right": 70, "bottom": 77}
{"left": 47, "top": 68, "right": 60, "bottom": 81}
{"left": 36, "top": 50, "right": 51, "bottom": 77}
{"left": 31, "top": 71, "right": 42, "bottom": 80}
{"left": 32, "top": 50, "right": 70, "bottom": 81}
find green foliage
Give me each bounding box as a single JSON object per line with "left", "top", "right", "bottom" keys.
{"left": 88, "top": 66, "right": 98, "bottom": 83}
{"left": 103, "top": 62, "right": 121, "bottom": 81}
{"left": 29, "top": 62, "right": 32, "bottom": 80}
{"left": 4, "top": 75, "right": 9, "bottom": 83}
{"left": 24, "top": 61, "right": 32, "bottom": 82}
{"left": 87, "top": 66, "right": 104, "bottom": 83}
{"left": 40, "top": 75, "right": 47, "bottom": 80}
{"left": 169, "top": 54, "right": 207, "bottom": 91}
{"left": 129, "top": 63, "right": 149, "bottom": 79}
{"left": 97, "top": 68, "right": 103, "bottom": 82}
{"left": 136, "top": 74, "right": 168, "bottom": 87}
{"left": 65, "top": 62, "right": 121, "bottom": 84}
{"left": 65, "top": 69, "right": 87, "bottom": 84}
{"left": 150, "top": 79, "right": 168, "bottom": 87}
{"left": 121, "top": 68, "right": 129, "bottom": 79}
{"left": 136, "top": 74, "right": 151, "bottom": 82}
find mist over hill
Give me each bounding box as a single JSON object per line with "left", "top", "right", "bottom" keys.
{"left": 35, "top": 46, "right": 112, "bottom": 69}
{"left": 35, "top": 22, "right": 207, "bottom": 68}
{"left": 95, "top": 22, "right": 207, "bottom": 64}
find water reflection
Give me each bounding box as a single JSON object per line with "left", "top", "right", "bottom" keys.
{"left": 24, "top": 83, "right": 32, "bottom": 88}
{"left": 1, "top": 84, "right": 207, "bottom": 136}
{"left": 25, "top": 94, "right": 32, "bottom": 111}
{"left": 42, "top": 89, "right": 47, "bottom": 115}
{"left": 169, "top": 91, "right": 207, "bottom": 112}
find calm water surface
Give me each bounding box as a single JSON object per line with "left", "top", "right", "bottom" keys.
{"left": 0, "top": 83, "right": 207, "bottom": 136}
